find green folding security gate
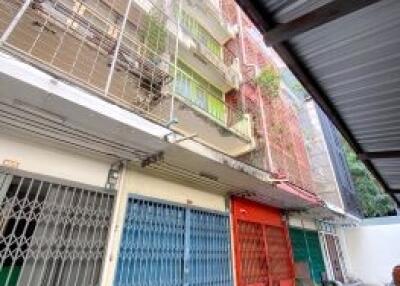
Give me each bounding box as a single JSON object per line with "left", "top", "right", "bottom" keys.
{"left": 289, "top": 228, "right": 326, "bottom": 284}
{"left": 114, "top": 196, "right": 233, "bottom": 286}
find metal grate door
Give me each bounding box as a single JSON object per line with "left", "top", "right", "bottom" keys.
{"left": 114, "top": 197, "right": 233, "bottom": 286}
{"left": 115, "top": 197, "right": 186, "bottom": 286}
{"left": 0, "top": 169, "right": 115, "bottom": 286}
{"left": 324, "top": 234, "right": 344, "bottom": 283}
{"left": 265, "top": 226, "right": 293, "bottom": 284}
{"left": 188, "top": 209, "right": 232, "bottom": 286}
{"left": 232, "top": 197, "right": 295, "bottom": 286}
{"left": 290, "top": 228, "right": 327, "bottom": 284}
{"left": 237, "top": 221, "right": 269, "bottom": 285}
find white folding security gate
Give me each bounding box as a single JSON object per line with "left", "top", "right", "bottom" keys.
{"left": 0, "top": 168, "right": 115, "bottom": 286}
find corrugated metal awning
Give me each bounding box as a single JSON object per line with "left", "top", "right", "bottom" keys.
{"left": 236, "top": 0, "right": 400, "bottom": 205}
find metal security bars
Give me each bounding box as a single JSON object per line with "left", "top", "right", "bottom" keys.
{"left": 236, "top": 221, "right": 293, "bottom": 286}
{"left": 289, "top": 228, "right": 326, "bottom": 284}
{"left": 0, "top": 0, "right": 253, "bottom": 157}
{"left": 114, "top": 197, "right": 233, "bottom": 286}
{"left": 188, "top": 209, "right": 232, "bottom": 285}
{"left": 317, "top": 107, "right": 362, "bottom": 217}
{"left": 232, "top": 198, "right": 295, "bottom": 286}
{"left": 115, "top": 197, "right": 186, "bottom": 286}
{"left": 0, "top": 0, "right": 245, "bottom": 133}
{"left": 0, "top": 169, "right": 115, "bottom": 286}
{"left": 236, "top": 221, "right": 269, "bottom": 285}
{"left": 0, "top": 0, "right": 176, "bottom": 124}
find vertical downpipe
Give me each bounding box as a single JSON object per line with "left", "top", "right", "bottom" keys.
{"left": 257, "top": 86, "right": 274, "bottom": 172}
{"left": 236, "top": 6, "right": 247, "bottom": 112}
{"left": 169, "top": 0, "right": 183, "bottom": 122}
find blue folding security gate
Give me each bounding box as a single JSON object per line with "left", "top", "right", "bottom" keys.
{"left": 114, "top": 196, "right": 233, "bottom": 286}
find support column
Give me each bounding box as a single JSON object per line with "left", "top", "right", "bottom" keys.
{"left": 99, "top": 161, "right": 128, "bottom": 286}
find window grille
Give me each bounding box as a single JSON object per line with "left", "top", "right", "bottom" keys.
{"left": 0, "top": 169, "right": 115, "bottom": 286}
{"left": 114, "top": 196, "right": 233, "bottom": 286}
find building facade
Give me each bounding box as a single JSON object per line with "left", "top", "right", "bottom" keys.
{"left": 0, "top": 0, "right": 359, "bottom": 285}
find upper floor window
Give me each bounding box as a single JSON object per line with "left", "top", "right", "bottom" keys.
{"left": 175, "top": 60, "right": 225, "bottom": 122}
{"left": 174, "top": 7, "right": 222, "bottom": 58}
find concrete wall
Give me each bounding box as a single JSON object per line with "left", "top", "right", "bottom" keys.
{"left": 342, "top": 216, "right": 400, "bottom": 285}
{"left": 288, "top": 215, "right": 318, "bottom": 230}
{"left": 0, "top": 133, "right": 111, "bottom": 187}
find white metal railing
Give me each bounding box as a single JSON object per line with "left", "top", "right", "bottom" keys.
{"left": 0, "top": 0, "right": 175, "bottom": 121}
{"left": 0, "top": 0, "right": 251, "bottom": 140}
{"left": 174, "top": 65, "right": 251, "bottom": 139}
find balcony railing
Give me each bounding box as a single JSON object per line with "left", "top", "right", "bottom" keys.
{"left": 175, "top": 26, "right": 241, "bottom": 89}
{"left": 0, "top": 0, "right": 177, "bottom": 121}
{"left": 178, "top": 0, "right": 235, "bottom": 41}
{"left": 0, "top": 0, "right": 251, "bottom": 145}
{"left": 201, "top": 0, "right": 229, "bottom": 29}
{"left": 173, "top": 66, "right": 251, "bottom": 139}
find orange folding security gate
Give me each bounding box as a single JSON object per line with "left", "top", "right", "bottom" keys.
{"left": 231, "top": 197, "right": 295, "bottom": 286}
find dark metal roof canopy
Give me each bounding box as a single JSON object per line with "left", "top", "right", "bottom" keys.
{"left": 236, "top": 0, "right": 400, "bottom": 205}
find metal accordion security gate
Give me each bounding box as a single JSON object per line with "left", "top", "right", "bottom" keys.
{"left": 114, "top": 196, "right": 233, "bottom": 286}
{"left": 232, "top": 197, "right": 295, "bottom": 286}
{"left": 0, "top": 168, "right": 115, "bottom": 286}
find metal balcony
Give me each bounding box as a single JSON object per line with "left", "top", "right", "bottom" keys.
{"left": 176, "top": 26, "right": 242, "bottom": 91}
{"left": 166, "top": 2, "right": 241, "bottom": 91}
{"left": 0, "top": 0, "right": 254, "bottom": 157}
{"left": 182, "top": 0, "right": 237, "bottom": 43}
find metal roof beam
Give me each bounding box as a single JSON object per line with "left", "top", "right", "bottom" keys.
{"left": 264, "top": 0, "right": 383, "bottom": 45}
{"left": 359, "top": 151, "right": 400, "bottom": 160}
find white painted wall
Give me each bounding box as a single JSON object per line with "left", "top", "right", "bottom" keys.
{"left": 288, "top": 215, "right": 318, "bottom": 230}
{"left": 0, "top": 133, "right": 111, "bottom": 187}
{"left": 123, "top": 167, "right": 227, "bottom": 211}
{"left": 342, "top": 216, "right": 400, "bottom": 286}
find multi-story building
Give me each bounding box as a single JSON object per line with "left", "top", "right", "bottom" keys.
{"left": 280, "top": 68, "right": 363, "bottom": 284}
{"left": 0, "top": 0, "right": 359, "bottom": 286}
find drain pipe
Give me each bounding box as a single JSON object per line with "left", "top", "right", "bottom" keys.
{"left": 169, "top": 0, "right": 183, "bottom": 122}
{"left": 257, "top": 86, "right": 274, "bottom": 172}
{"left": 236, "top": 5, "right": 247, "bottom": 112}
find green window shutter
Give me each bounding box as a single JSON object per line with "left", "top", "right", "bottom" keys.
{"left": 305, "top": 231, "right": 326, "bottom": 284}
{"left": 289, "top": 228, "right": 326, "bottom": 285}
{"left": 176, "top": 60, "right": 224, "bottom": 121}
{"left": 289, "top": 228, "right": 309, "bottom": 262}
{"left": 177, "top": 10, "right": 222, "bottom": 58}
{"left": 208, "top": 95, "right": 225, "bottom": 122}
